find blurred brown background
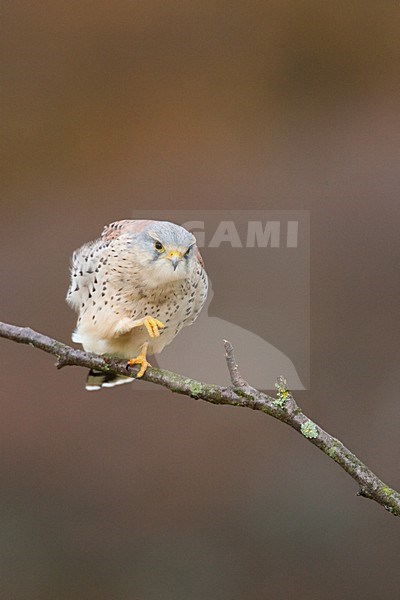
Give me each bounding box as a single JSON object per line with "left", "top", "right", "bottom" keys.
{"left": 1, "top": 2, "right": 400, "bottom": 599}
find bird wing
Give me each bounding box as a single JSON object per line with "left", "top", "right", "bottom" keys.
{"left": 194, "top": 246, "right": 205, "bottom": 268}
{"left": 183, "top": 264, "right": 208, "bottom": 328}
{"left": 66, "top": 238, "right": 107, "bottom": 312}
{"left": 66, "top": 220, "right": 154, "bottom": 311}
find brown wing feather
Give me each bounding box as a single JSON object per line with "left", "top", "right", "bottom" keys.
{"left": 101, "top": 219, "right": 155, "bottom": 241}
{"left": 194, "top": 246, "right": 205, "bottom": 269}
{"left": 66, "top": 220, "right": 153, "bottom": 312}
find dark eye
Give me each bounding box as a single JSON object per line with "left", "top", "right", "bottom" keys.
{"left": 184, "top": 246, "right": 192, "bottom": 257}
{"left": 154, "top": 241, "right": 164, "bottom": 252}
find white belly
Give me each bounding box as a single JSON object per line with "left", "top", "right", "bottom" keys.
{"left": 74, "top": 311, "right": 184, "bottom": 359}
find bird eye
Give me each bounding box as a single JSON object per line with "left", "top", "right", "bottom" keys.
{"left": 184, "top": 246, "right": 193, "bottom": 257}
{"left": 154, "top": 241, "right": 164, "bottom": 252}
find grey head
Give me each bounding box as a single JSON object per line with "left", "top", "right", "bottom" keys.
{"left": 128, "top": 221, "right": 198, "bottom": 285}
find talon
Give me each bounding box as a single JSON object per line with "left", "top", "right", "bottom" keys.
{"left": 127, "top": 343, "right": 150, "bottom": 378}
{"left": 143, "top": 316, "right": 165, "bottom": 338}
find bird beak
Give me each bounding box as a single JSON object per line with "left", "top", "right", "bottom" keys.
{"left": 166, "top": 250, "right": 183, "bottom": 270}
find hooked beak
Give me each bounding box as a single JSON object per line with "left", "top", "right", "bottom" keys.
{"left": 166, "top": 250, "right": 183, "bottom": 270}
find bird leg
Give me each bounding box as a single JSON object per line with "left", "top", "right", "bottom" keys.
{"left": 113, "top": 316, "right": 165, "bottom": 338}
{"left": 127, "top": 342, "right": 150, "bottom": 378}
{"left": 141, "top": 316, "right": 165, "bottom": 338}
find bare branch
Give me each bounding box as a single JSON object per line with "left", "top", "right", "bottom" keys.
{"left": 1, "top": 320, "right": 399, "bottom": 517}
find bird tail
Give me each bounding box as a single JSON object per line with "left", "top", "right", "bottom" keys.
{"left": 85, "top": 369, "right": 135, "bottom": 391}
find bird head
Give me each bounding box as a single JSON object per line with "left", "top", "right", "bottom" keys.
{"left": 133, "top": 222, "right": 197, "bottom": 285}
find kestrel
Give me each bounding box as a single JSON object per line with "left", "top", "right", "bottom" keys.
{"left": 66, "top": 219, "right": 208, "bottom": 390}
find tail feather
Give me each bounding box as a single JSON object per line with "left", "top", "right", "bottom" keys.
{"left": 86, "top": 369, "right": 134, "bottom": 391}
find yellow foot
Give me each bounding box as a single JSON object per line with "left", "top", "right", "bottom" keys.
{"left": 143, "top": 316, "right": 165, "bottom": 338}
{"left": 127, "top": 344, "right": 150, "bottom": 378}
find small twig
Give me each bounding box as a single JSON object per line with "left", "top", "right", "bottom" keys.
{"left": 1, "top": 320, "right": 399, "bottom": 517}
{"left": 223, "top": 339, "right": 249, "bottom": 387}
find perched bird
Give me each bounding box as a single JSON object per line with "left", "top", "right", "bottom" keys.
{"left": 66, "top": 219, "right": 208, "bottom": 390}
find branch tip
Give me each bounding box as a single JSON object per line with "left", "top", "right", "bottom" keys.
{"left": 223, "top": 339, "right": 248, "bottom": 388}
